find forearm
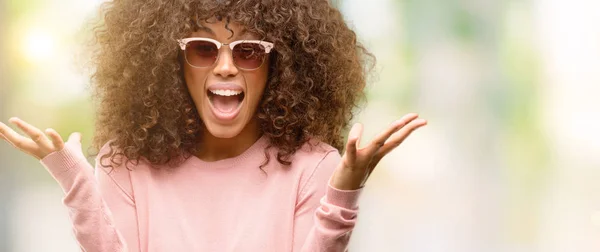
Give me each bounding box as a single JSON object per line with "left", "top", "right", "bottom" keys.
{"left": 41, "top": 143, "right": 128, "bottom": 252}
{"left": 296, "top": 184, "right": 362, "bottom": 252}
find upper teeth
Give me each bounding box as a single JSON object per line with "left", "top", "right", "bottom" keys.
{"left": 210, "top": 89, "right": 242, "bottom": 96}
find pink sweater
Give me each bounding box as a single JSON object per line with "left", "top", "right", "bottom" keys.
{"left": 40, "top": 135, "right": 362, "bottom": 252}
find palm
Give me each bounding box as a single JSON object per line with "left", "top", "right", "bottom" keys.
{"left": 0, "top": 117, "right": 81, "bottom": 160}
{"left": 330, "top": 113, "right": 427, "bottom": 190}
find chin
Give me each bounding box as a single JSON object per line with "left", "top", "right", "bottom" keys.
{"left": 203, "top": 121, "right": 246, "bottom": 139}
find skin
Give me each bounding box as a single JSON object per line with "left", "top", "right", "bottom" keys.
{"left": 0, "top": 115, "right": 427, "bottom": 190}
{"left": 0, "top": 21, "right": 428, "bottom": 191}
{"left": 183, "top": 19, "right": 270, "bottom": 162}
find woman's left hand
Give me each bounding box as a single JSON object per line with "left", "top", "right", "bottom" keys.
{"left": 330, "top": 113, "right": 427, "bottom": 190}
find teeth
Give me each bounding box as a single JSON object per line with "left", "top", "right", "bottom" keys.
{"left": 209, "top": 89, "right": 243, "bottom": 96}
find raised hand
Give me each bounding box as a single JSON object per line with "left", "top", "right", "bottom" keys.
{"left": 330, "top": 113, "right": 427, "bottom": 190}
{"left": 0, "top": 117, "right": 81, "bottom": 160}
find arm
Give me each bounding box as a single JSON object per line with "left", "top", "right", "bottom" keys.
{"left": 0, "top": 118, "right": 140, "bottom": 251}
{"left": 40, "top": 141, "right": 132, "bottom": 252}
{"left": 94, "top": 144, "right": 140, "bottom": 252}
{"left": 293, "top": 151, "right": 362, "bottom": 252}
{"left": 293, "top": 113, "right": 428, "bottom": 251}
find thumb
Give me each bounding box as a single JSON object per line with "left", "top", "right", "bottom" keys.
{"left": 349, "top": 123, "right": 363, "bottom": 148}
{"left": 67, "top": 132, "right": 82, "bottom": 144}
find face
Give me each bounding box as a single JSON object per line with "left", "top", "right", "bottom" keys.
{"left": 182, "top": 19, "right": 270, "bottom": 139}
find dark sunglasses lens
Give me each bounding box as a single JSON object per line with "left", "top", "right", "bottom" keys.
{"left": 232, "top": 43, "right": 267, "bottom": 69}
{"left": 185, "top": 41, "right": 218, "bottom": 67}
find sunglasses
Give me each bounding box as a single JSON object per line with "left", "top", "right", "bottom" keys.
{"left": 177, "top": 37, "right": 274, "bottom": 70}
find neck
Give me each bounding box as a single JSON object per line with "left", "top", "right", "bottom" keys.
{"left": 196, "top": 119, "right": 262, "bottom": 162}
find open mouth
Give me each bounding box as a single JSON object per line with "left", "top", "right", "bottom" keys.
{"left": 207, "top": 89, "right": 245, "bottom": 119}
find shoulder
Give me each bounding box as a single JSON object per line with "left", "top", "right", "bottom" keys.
{"left": 289, "top": 138, "right": 341, "bottom": 195}
{"left": 288, "top": 138, "right": 340, "bottom": 170}
{"left": 95, "top": 140, "right": 156, "bottom": 171}
{"left": 94, "top": 141, "right": 135, "bottom": 201}
{"left": 95, "top": 140, "right": 129, "bottom": 171}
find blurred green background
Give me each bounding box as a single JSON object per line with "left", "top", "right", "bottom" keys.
{"left": 1, "top": 0, "right": 599, "bottom": 251}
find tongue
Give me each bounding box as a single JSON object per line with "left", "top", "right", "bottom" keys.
{"left": 211, "top": 95, "right": 240, "bottom": 113}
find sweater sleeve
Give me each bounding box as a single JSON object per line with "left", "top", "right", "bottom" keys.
{"left": 39, "top": 141, "right": 135, "bottom": 252}
{"left": 293, "top": 150, "right": 363, "bottom": 252}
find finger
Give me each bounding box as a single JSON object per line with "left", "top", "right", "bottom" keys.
{"left": 45, "top": 128, "right": 65, "bottom": 151}
{"left": 377, "top": 118, "right": 427, "bottom": 157}
{"left": 0, "top": 121, "right": 39, "bottom": 151}
{"left": 67, "top": 132, "right": 82, "bottom": 144}
{"left": 0, "top": 132, "right": 15, "bottom": 147}
{"left": 0, "top": 133, "right": 18, "bottom": 150}
{"left": 364, "top": 113, "right": 419, "bottom": 157}
{"left": 365, "top": 119, "right": 427, "bottom": 179}
{"left": 9, "top": 117, "right": 53, "bottom": 150}
{"left": 344, "top": 123, "right": 362, "bottom": 164}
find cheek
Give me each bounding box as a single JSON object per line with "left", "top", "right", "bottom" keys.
{"left": 246, "top": 72, "right": 268, "bottom": 105}
{"left": 184, "top": 66, "right": 208, "bottom": 100}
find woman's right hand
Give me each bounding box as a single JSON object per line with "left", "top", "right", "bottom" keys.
{"left": 0, "top": 117, "right": 81, "bottom": 160}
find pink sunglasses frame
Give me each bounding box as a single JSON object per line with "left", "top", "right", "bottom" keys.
{"left": 177, "top": 37, "right": 275, "bottom": 70}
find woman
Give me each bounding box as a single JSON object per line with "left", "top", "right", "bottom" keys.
{"left": 0, "top": 0, "right": 426, "bottom": 251}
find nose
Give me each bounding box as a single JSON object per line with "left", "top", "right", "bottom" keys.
{"left": 212, "top": 47, "right": 239, "bottom": 78}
